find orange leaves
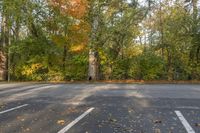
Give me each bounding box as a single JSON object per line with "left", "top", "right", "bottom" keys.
{"left": 49, "top": 0, "right": 88, "bottom": 19}
{"left": 48, "top": 0, "right": 90, "bottom": 53}
{"left": 67, "top": 0, "right": 88, "bottom": 18}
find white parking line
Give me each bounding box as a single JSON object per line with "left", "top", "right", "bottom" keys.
{"left": 0, "top": 104, "right": 29, "bottom": 115}
{"left": 175, "top": 110, "right": 195, "bottom": 133}
{"left": 57, "top": 107, "right": 94, "bottom": 133}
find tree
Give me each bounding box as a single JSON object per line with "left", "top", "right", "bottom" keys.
{"left": 0, "top": 0, "right": 10, "bottom": 81}
{"left": 1, "top": 0, "right": 200, "bottom": 81}
{"left": 87, "top": 0, "right": 101, "bottom": 80}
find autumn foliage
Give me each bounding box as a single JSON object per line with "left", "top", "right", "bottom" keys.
{"left": 48, "top": 0, "right": 90, "bottom": 53}
{"left": 2, "top": 0, "right": 200, "bottom": 81}
{"left": 49, "top": 0, "right": 88, "bottom": 18}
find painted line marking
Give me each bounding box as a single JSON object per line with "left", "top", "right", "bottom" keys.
{"left": 0, "top": 104, "right": 29, "bottom": 115}
{"left": 57, "top": 107, "right": 94, "bottom": 133}
{"left": 175, "top": 110, "right": 195, "bottom": 133}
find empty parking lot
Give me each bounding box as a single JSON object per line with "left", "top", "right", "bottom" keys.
{"left": 0, "top": 83, "right": 200, "bottom": 133}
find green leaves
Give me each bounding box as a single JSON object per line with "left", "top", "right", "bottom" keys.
{"left": 1, "top": 0, "right": 200, "bottom": 81}
{"left": 129, "top": 52, "right": 165, "bottom": 80}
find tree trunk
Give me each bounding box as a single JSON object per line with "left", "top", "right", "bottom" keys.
{"left": 159, "top": 0, "right": 164, "bottom": 58}
{"left": 167, "top": 49, "right": 173, "bottom": 81}
{"left": 0, "top": 14, "right": 8, "bottom": 81}
{"left": 88, "top": 50, "right": 99, "bottom": 80}
{"left": 88, "top": 1, "right": 100, "bottom": 81}
{"left": 0, "top": 51, "right": 7, "bottom": 81}
{"left": 62, "top": 45, "right": 67, "bottom": 71}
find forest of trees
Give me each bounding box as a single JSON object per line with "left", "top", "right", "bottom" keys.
{"left": 0, "top": 0, "right": 200, "bottom": 81}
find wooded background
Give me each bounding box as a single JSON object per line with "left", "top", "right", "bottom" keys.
{"left": 0, "top": 0, "right": 200, "bottom": 81}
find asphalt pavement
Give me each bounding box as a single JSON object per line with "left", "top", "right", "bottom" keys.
{"left": 0, "top": 83, "right": 200, "bottom": 133}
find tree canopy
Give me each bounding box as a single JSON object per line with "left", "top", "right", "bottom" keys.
{"left": 0, "top": 0, "right": 200, "bottom": 81}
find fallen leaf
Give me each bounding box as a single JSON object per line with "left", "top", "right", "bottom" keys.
{"left": 98, "top": 124, "right": 103, "bottom": 128}
{"left": 154, "top": 128, "right": 161, "bottom": 133}
{"left": 109, "top": 118, "right": 117, "bottom": 123}
{"left": 154, "top": 120, "right": 162, "bottom": 124}
{"left": 57, "top": 120, "right": 65, "bottom": 125}
{"left": 195, "top": 123, "right": 200, "bottom": 127}
{"left": 25, "top": 128, "right": 30, "bottom": 131}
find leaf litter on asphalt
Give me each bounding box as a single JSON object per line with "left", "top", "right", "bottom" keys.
{"left": 57, "top": 120, "right": 65, "bottom": 125}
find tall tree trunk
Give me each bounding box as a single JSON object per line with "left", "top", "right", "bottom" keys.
{"left": 63, "top": 45, "right": 67, "bottom": 71}
{"left": 167, "top": 49, "right": 173, "bottom": 81}
{"left": 88, "top": 28, "right": 99, "bottom": 80}
{"left": 0, "top": 14, "right": 8, "bottom": 81}
{"left": 159, "top": 0, "right": 164, "bottom": 58}
{"left": 88, "top": 1, "right": 100, "bottom": 81}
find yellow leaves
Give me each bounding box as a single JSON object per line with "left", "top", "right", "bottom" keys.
{"left": 22, "top": 63, "right": 43, "bottom": 76}
{"left": 71, "top": 24, "right": 81, "bottom": 31}
{"left": 70, "top": 21, "right": 91, "bottom": 34}
{"left": 57, "top": 120, "right": 65, "bottom": 125}
{"left": 68, "top": 22, "right": 90, "bottom": 52}
{"left": 51, "top": 31, "right": 88, "bottom": 53}
{"left": 126, "top": 46, "right": 143, "bottom": 57}
{"left": 52, "top": 34, "right": 88, "bottom": 52}
{"left": 48, "top": 70, "right": 64, "bottom": 81}
{"left": 70, "top": 43, "right": 86, "bottom": 52}
{"left": 99, "top": 50, "right": 108, "bottom": 65}
{"left": 51, "top": 21, "right": 90, "bottom": 50}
